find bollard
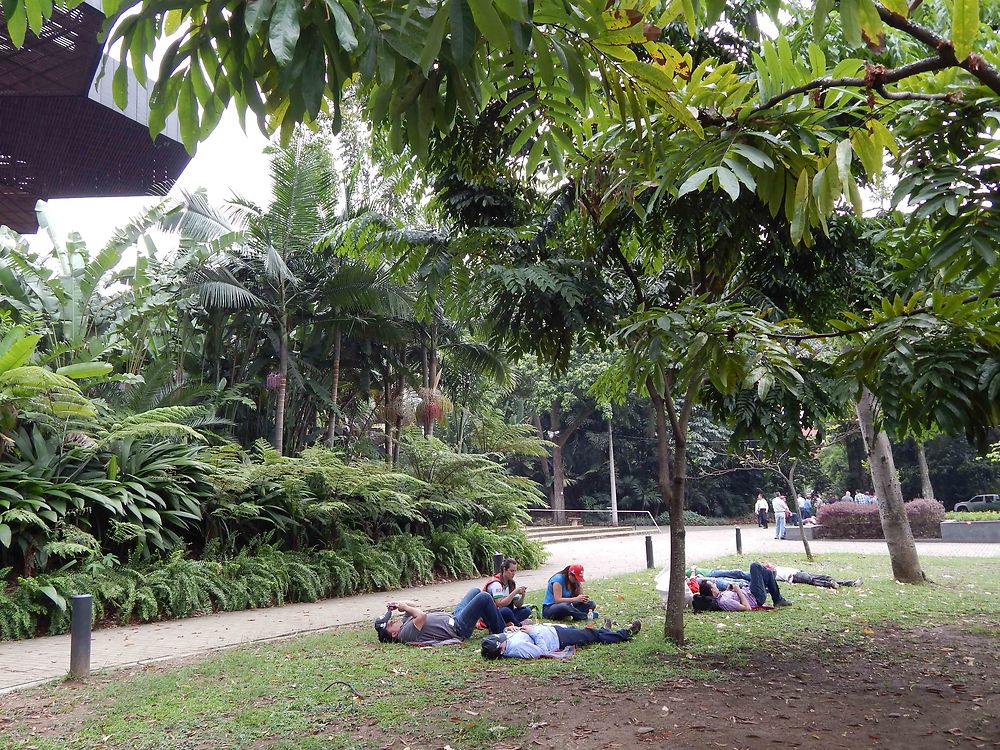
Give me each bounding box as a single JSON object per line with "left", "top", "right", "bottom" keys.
{"left": 736, "top": 527, "right": 743, "bottom": 555}
{"left": 493, "top": 552, "right": 504, "bottom": 574}
{"left": 69, "top": 594, "right": 93, "bottom": 679}
{"left": 645, "top": 535, "right": 654, "bottom": 569}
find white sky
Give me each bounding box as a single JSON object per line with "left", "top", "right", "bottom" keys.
{"left": 24, "top": 107, "right": 273, "bottom": 252}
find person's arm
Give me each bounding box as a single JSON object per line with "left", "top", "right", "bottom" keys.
{"left": 493, "top": 584, "right": 526, "bottom": 608}
{"left": 388, "top": 601, "right": 427, "bottom": 630}
{"left": 730, "top": 584, "right": 751, "bottom": 611}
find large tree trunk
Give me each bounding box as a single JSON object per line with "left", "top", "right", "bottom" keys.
{"left": 551, "top": 402, "right": 567, "bottom": 525}
{"left": 649, "top": 381, "right": 685, "bottom": 645}
{"left": 326, "top": 330, "right": 342, "bottom": 447}
{"left": 428, "top": 345, "right": 438, "bottom": 438}
{"left": 273, "top": 324, "right": 288, "bottom": 455}
{"left": 785, "top": 461, "right": 813, "bottom": 562}
{"left": 846, "top": 432, "right": 867, "bottom": 493}
{"left": 533, "top": 413, "right": 552, "bottom": 500}
{"left": 916, "top": 440, "right": 935, "bottom": 500}
{"left": 608, "top": 417, "right": 618, "bottom": 527}
{"left": 856, "top": 388, "right": 925, "bottom": 583}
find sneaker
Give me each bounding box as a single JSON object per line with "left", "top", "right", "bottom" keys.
{"left": 628, "top": 620, "right": 642, "bottom": 636}
{"left": 853, "top": 578, "right": 863, "bottom": 587}
{"left": 774, "top": 598, "right": 793, "bottom": 608}
{"left": 591, "top": 611, "right": 600, "bottom": 620}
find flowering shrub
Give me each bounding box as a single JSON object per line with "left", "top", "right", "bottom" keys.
{"left": 815, "top": 499, "right": 945, "bottom": 539}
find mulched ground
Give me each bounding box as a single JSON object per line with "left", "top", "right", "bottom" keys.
{"left": 417, "top": 621, "right": 1000, "bottom": 750}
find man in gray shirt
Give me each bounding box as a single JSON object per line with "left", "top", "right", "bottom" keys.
{"left": 373, "top": 588, "right": 506, "bottom": 645}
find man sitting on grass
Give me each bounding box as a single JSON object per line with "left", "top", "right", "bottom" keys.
{"left": 692, "top": 561, "right": 793, "bottom": 612}
{"left": 373, "top": 588, "right": 506, "bottom": 645}
{"left": 480, "top": 620, "right": 642, "bottom": 660}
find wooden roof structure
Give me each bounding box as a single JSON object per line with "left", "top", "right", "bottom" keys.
{"left": 0, "top": 0, "right": 191, "bottom": 233}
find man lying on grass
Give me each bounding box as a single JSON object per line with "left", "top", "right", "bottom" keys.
{"left": 480, "top": 620, "right": 642, "bottom": 660}
{"left": 692, "top": 561, "right": 793, "bottom": 612}
{"left": 374, "top": 588, "right": 506, "bottom": 645}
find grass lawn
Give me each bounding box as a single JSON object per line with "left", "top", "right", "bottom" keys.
{"left": 2, "top": 552, "right": 998, "bottom": 750}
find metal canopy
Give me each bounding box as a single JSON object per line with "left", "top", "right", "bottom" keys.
{"left": 0, "top": 0, "right": 191, "bottom": 233}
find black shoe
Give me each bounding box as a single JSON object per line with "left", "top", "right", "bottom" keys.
{"left": 628, "top": 620, "right": 642, "bottom": 636}
{"left": 774, "top": 599, "right": 793, "bottom": 608}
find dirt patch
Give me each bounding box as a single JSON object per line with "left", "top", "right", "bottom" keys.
{"left": 411, "top": 621, "right": 1000, "bottom": 750}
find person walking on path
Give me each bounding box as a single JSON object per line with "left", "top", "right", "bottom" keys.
{"left": 481, "top": 620, "right": 641, "bottom": 660}
{"left": 754, "top": 493, "right": 769, "bottom": 528}
{"left": 542, "top": 563, "right": 598, "bottom": 620}
{"left": 483, "top": 558, "right": 532, "bottom": 626}
{"left": 771, "top": 493, "right": 789, "bottom": 540}
{"left": 373, "top": 588, "right": 505, "bottom": 645}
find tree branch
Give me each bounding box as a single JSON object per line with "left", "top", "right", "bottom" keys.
{"left": 874, "top": 83, "right": 956, "bottom": 101}
{"left": 875, "top": 3, "right": 1000, "bottom": 96}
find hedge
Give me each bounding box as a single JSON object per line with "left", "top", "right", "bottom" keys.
{"left": 815, "top": 499, "right": 945, "bottom": 539}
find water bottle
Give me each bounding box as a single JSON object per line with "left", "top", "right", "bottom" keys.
{"left": 586, "top": 608, "right": 594, "bottom": 626}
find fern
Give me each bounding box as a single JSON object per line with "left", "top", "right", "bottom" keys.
{"left": 379, "top": 534, "right": 435, "bottom": 585}
{"left": 428, "top": 530, "right": 477, "bottom": 579}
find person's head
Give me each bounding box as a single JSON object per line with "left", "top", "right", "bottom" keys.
{"left": 698, "top": 579, "right": 720, "bottom": 598}
{"left": 499, "top": 558, "right": 518, "bottom": 585}
{"left": 481, "top": 633, "right": 508, "bottom": 659}
{"left": 558, "top": 563, "right": 585, "bottom": 595}
{"left": 374, "top": 610, "right": 402, "bottom": 643}
{"left": 757, "top": 493, "right": 764, "bottom": 500}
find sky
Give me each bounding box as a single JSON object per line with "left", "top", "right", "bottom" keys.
{"left": 24, "top": 107, "right": 274, "bottom": 253}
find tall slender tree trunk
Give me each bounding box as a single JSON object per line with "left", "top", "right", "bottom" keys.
{"left": 649, "top": 382, "right": 685, "bottom": 645}
{"left": 274, "top": 322, "right": 288, "bottom": 455}
{"left": 383, "top": 369, "right": 392, "bottom": 464}
{"left": 608, "top": 417, "right": 618, "bottom": 527}
{"left": 550, "top": 402, "right": 566, "bottom": 525}
{"left": 846, "top": 433, "right": 867, "bottom": 493}
{"left": 534, "top": 413, "right": 552, "bottom": 499}
{"left": 326, "top": 331, "right": 342, "bottom": 447}
{"left": 916, "top": 440, "right": 935, "bottom": 500}
{"left": 427, "top": 345, "right": 438, "bottom": 438}
{"left": 856, "top": 388, "right": 925, "bottom": 583}
{"left": 785, "top": 461, "right": 813, "bottom": 561}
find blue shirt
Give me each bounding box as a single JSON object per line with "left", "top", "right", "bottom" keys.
{"left": 543, "top": 573, "right": 569, "bottom": 606}
{"left": 503, "top": 625, "right": 561, "bottom": 659}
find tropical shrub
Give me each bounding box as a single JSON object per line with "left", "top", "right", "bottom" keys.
{"left": 815, "top": 500, "right": 945, "bottom": 539}
{"left": 655, "top": 510, "right": 731, "bottom": 527}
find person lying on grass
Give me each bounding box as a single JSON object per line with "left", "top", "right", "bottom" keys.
{"left": 480, "top": 620, "right": 642, "bottom": 660}
{"left": 691, "top": 565, "right": 861, "bottom": 592}
{"left": 373, "top": 588, "right": 505, "bottom": 645}
{"left": 692, "top": 561, "right": 792, "bottom": 612}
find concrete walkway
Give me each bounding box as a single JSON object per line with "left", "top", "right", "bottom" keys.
{"left": 1, "top": 526, "right": 997, "bottom": 694}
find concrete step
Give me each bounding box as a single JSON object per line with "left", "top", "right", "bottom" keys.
{"left": 524, "top": 525, "right": 659, "bottom": 544}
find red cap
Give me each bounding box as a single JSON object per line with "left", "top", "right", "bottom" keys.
{"left": 568, "top": 563, "right": 585, "bottom": 582}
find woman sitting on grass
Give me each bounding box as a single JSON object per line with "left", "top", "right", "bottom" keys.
{"left": 542, "top": 563, "right": 598, "bottom": 620}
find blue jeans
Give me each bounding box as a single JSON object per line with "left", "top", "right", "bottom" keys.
{"left": 542, "top": 600, "right": 597, "bottom": 621}
{"left": 775, "top": 513, "right": 786, "bottom": 539}
{"left": 554, "top": 625, "right": 630, "bottom": 647}
{"left": 499, "top": 605, "right": 533, "bottom": 625}
{"left": 748, "top": 562, "right": 783, "bottom": 605}
{"left": 452, "top": 589, "right": 505, "bottom": 637}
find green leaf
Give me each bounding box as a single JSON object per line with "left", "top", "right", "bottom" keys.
{"left": 39, "top": 585, "right": 67, "bottom": 611}
{"left": 951, "top": 0, "right": 980, "bottom": 61}
{"left": 836, "top": 139, "right": 853, "bottom": 198}
{"left": 268, "top": 0, "right": 301, "bottom": 66}
{"left": 6, "top": 0, "right": 28, "bottom": 47}
{"left": 677, "top": 167, "right": 717, "bottom": 197}
{"left": 177, "top": 76, "right": 199, "bottom": 153}
{"left": 324, "top": 0, "right": 359, "bottom": 51}
{"left": 715, "top": 166, "right": 740, "bottom": 201}
{"left": 0, "top": 524, "right": 10, "bottom": 548}
{"left": 164, "top": 8, "right": 185, "bottom": 34}
{"left": 450, "top": 0, "right": 476, "bottom": 65}
{"left": 26, "top": 0, "right": 43, "bottom": 34}
{"left": 813, "top": 0, "right": 834, "bottom": 41}
{"left": 790, "top": 169, "right": 810, "bottom": 244}
{"left": 245, "top": 0, "right": 275, "bottom": 33}
{"left": 467, "top": 0, "right": 509, "bottom": 48}
{"left": 839, "top": 0, "right": 862, "bottom": 48}
{"left": 112, "top": 60, "right": 129, "bottom": 111}
{"left": 851, "top": 127, "right": 882, "bottom": 176}
{"left": 419, "top": 4, "right": 450, "bottom": 74}
{"left": 880, "top": 0, "right": 908, "bottom": 17}
{"left": 0, "top": 333, "right": 40, "bottom": 372}
{"left": 56, "top": 362, "right": 114, "bottom": 379}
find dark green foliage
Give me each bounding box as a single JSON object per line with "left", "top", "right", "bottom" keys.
{"left": 379, "top": 533, "right": 435, "bottom": 585}
{"left": 428, "top": 530, "right": 477, "bottom": 579}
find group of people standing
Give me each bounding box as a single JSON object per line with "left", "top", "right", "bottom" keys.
{"left": 753, "top": 491, "right": 815, "bottom": 539}
{"left": 374, "top": 559, "right": 641, "bottom": 660}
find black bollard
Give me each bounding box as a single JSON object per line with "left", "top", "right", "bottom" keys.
{"left": 70, "top": 594, "right": 93, "bottom": 679}
{"left": 645, "top": 535, "right": 654, "bottom": 569}
{"left": 493, "top": 552, "right": 503, "bottom": 574}
{"left": 736, "top": 527, "right": 743, "bottom": 555}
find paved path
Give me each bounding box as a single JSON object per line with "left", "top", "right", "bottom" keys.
{"left": 1, "top": 526, "right": 997, "bottom": 694}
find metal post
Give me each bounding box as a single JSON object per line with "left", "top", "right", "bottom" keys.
{"left": 493, "top": 552, "right": 504, "bottom": 574}
{"left": 69, "top": 594, "right": 92, "bottom": 679}
{"left": 735, "top": 527, "right": 743, "bottom": 555}
{"left": 645, "top": 535, "right": 654, "bottom": 569}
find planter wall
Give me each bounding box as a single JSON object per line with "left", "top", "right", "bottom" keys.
{"left": 785, "top": 525, "right": 821, "bottom": 541}
{"left": 940, "top": 520, "right": 1000, "bottom": 543}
